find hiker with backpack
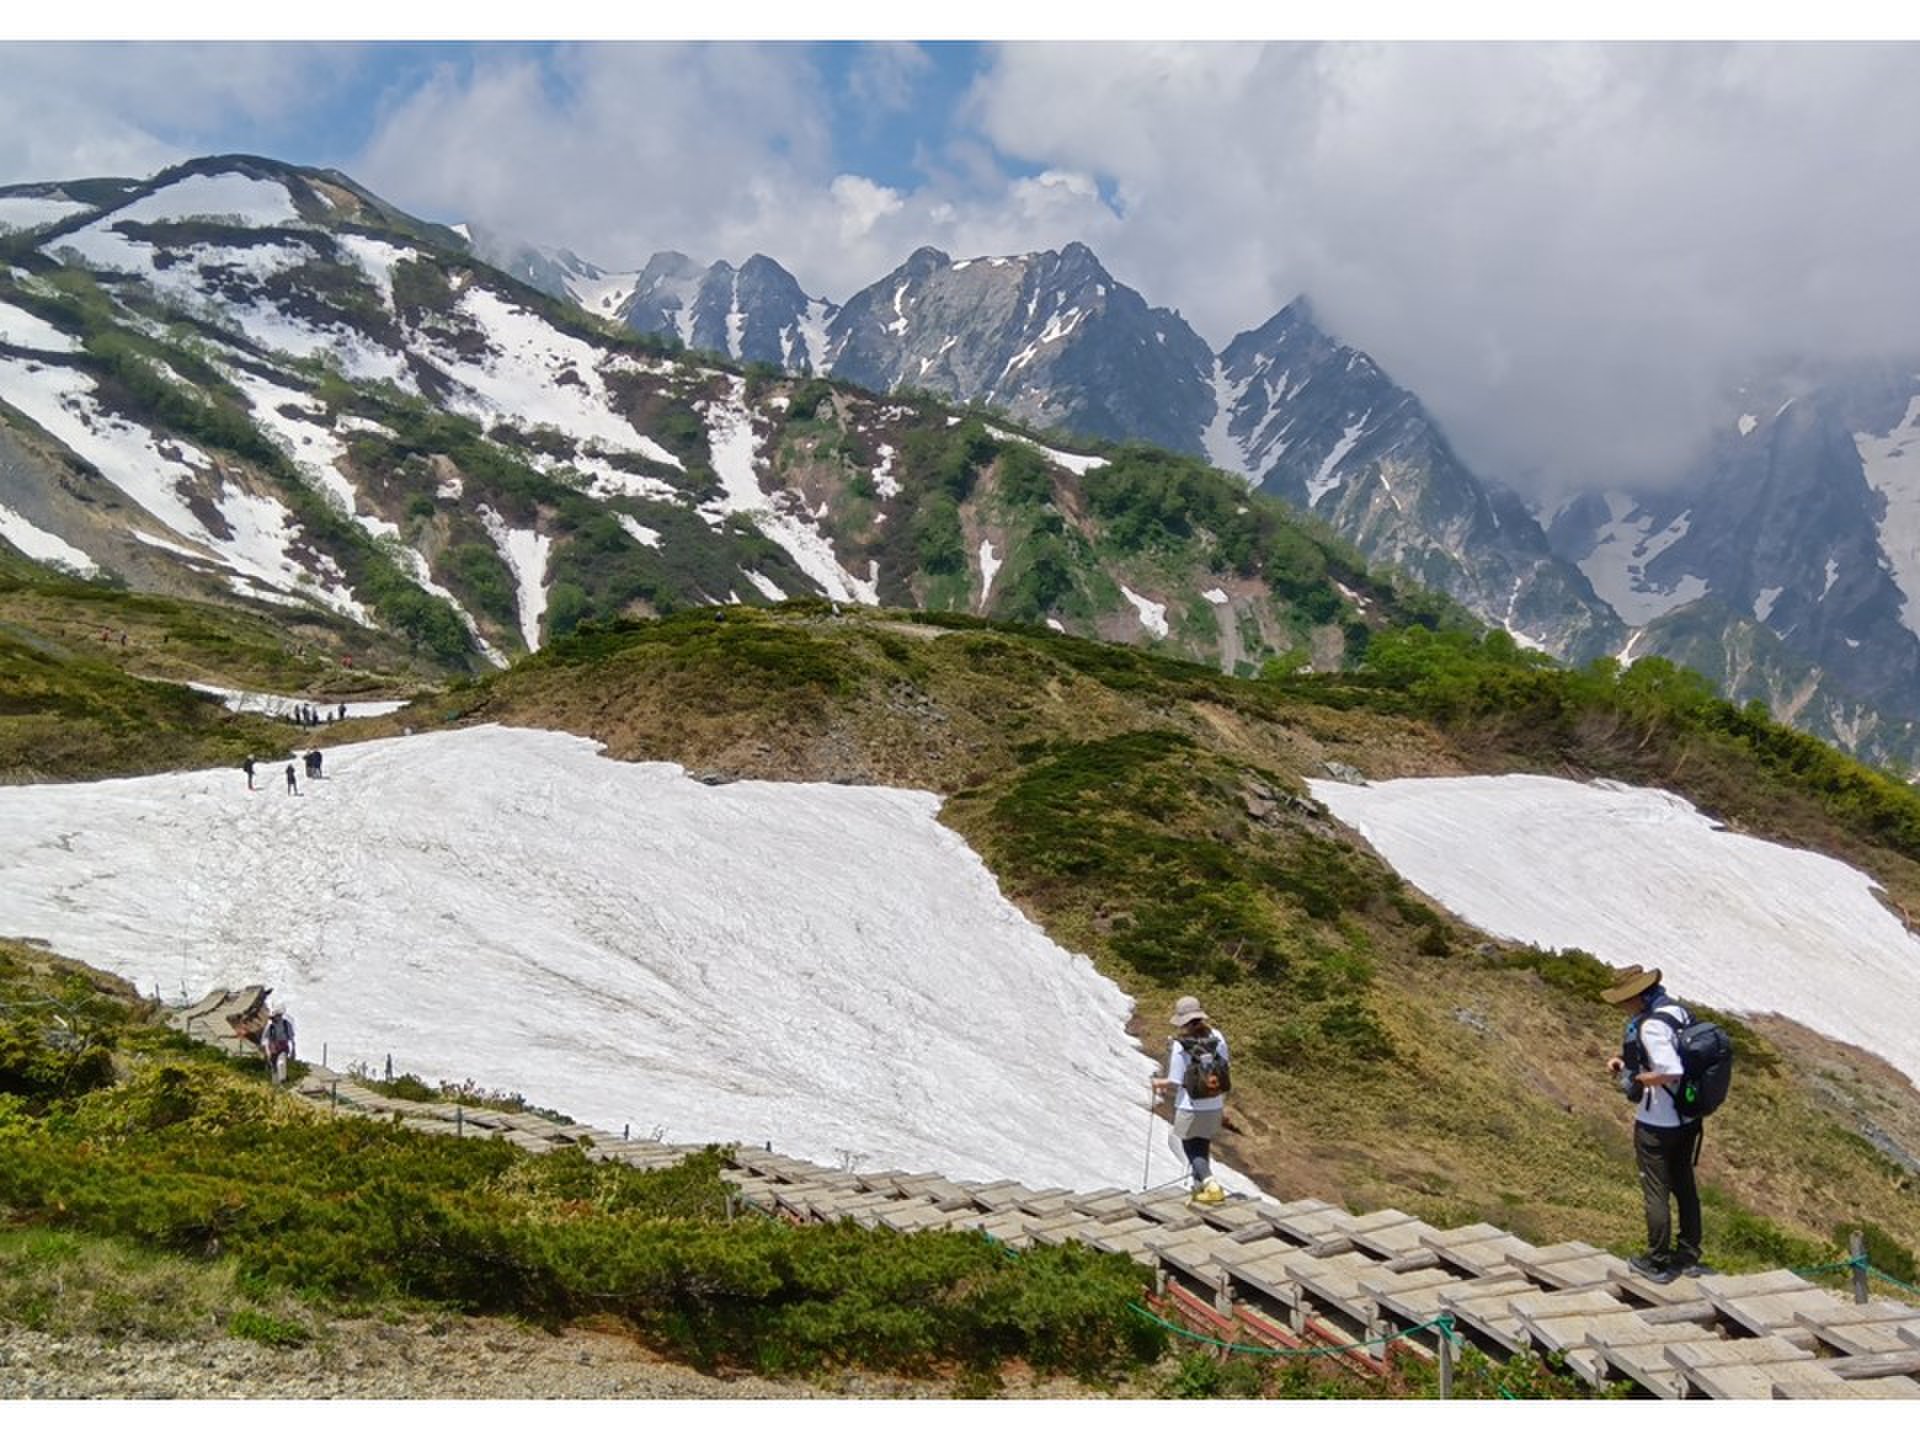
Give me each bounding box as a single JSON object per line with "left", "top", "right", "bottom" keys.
{"left": 1603, "top": 964, "right": 1733, "bottom": 1283}
{"left": 1151, "top": 995, "right": 1231, "bottom": 1206}
{"left": 262, "top": 1007, "right": 295, "bottom": 1085}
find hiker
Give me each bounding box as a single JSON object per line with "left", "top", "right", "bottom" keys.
{"left": 1151, "top": 995, "right": 1231, "bottom": 1205}
{"left": 285, "top": 762, "right": 299, "bottom": 795}
{"left": 304, "top": 749, "right": 322, "bottom": 779}
{"left": 262, "top": 1007, "right": 295, "bottom": 1085}
{"left": 243, "top": 756, "right": 256, "bottom": 791}
{"left": 337, "top": 702, "right": 347, "bottom": 722}
{"left": 1604, "top": 964, "right": 1704, "bottom": 1282}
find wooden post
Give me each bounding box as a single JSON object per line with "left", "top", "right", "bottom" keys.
{"left": 1852, "top": 1231, "right": 1870, "bottom": 1304}
{"left": 455, "top": 1105, "right": 463, "bottom": 1138}
{"left": 329, "top": 1080, "right": 337, "bottom": 1114}
{"left": 321, "top": 1042, "right": 328, "bottom": 1069}
{"left": 384, "top": 1052, "right": 392, "bottom": 1082}
{"left": 623, "top": 1123, "right": 630, "bottom": 1141}
{"left": 1437, "top": 1314, "right": 1453, "bottom": 1400}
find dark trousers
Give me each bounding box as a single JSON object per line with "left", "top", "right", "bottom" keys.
{"left": 1181, "top": 1136, "right": 1212, "bottom": 1181}
{"left": 1635, "top": 1120, "right": 1703, "bottom": 1262}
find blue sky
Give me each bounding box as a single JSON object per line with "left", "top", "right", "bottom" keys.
{"left": 5, "top": 39, "right": 1920, "bottom": 492}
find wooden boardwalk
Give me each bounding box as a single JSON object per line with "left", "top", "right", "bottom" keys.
{"left": 172, "top": 998, "right": 1920, "bottom": 1400}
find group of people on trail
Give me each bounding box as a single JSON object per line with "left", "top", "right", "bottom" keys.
{"left": 241, "top": 750, "right": 324, "bottom": 793}
{"left": 288, "top": 702, "right": 346, "bottom": 726}
{"left": 1153, "top": 967, "right": 1729, "bottom": 1280}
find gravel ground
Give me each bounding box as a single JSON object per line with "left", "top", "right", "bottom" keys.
{"left": 0, "top": 1314, "right": 1130, "bottom": 1400}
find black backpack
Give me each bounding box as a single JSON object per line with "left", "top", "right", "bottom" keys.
{"left": 1179, "top": 1034, "right": 1231, "bottom": 1100}
{"left": 1640, "top": 1008, "right": 1734, "bottom": 1119}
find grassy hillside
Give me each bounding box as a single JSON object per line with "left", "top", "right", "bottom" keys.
{"left": 0, "top": 553, "right": 428, "bottom": 782}
{"left": 436, "top": 604, "right": 1920, "bottom": 1278}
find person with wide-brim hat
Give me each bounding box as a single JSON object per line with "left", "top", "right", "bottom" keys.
{"left": 1602, "top": 963, "right": 1705, "bottom": 1282}
{"left": 1150, "top": 996, "right": 1231, "bottom": 1205}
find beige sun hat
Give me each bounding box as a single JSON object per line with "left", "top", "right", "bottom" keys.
{"left": 1600, "top": 964, "right": 1662, "bottom": 1004}
{"left": 1170, "top": 995, "right": 1210, "bottom": 1028}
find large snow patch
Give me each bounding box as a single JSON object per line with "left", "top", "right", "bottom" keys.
{"left": 1311, "top": 773, "right": 1920, "bottom": 1089}
{"left": 0, "top": 725, "right": 1248, "bottom": 1194}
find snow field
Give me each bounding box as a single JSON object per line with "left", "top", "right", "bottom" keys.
{"left": 1310, "top": 773, "right": 1920, "bottom": 1089}
{"left": 0, "top": 726, "right": 1252, "bottom": 1195}
{"left": 700, "top": 378, "right": 879, "bottom": 606}
{"left": 0, "top": 500, "right": 96, "bottom": 573}
{"left": 0, "top": 354, "right": 344, "bottom": 610}
{"left": 0, "top": 298, "right": 79, "bottom": 352}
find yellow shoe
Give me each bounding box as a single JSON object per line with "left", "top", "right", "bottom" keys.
{"left": 1191, "top": 1181, "right": 1226, "bottom": 1206}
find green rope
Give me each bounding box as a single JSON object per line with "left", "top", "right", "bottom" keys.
{"left": 1127, "top": 1299, "right": 1455, "bottom": 1359}
{"left": 1793, "top": 1258, "right": 1863, "bottom": 1277}
{"left": 1866, "top": 1263, "right": 1920, "bottom": 1297}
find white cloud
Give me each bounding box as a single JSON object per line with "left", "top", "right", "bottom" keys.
{"left": 13, "top": 39, "right": 1920, "bottom": 496}
{"left": 964, "top": 41, "right": 1920, "bottom": 489}
{"left": 0, "top": 42, "right": 354, "bottom": 183}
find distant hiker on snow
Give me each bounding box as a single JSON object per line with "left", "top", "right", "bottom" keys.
{"left": 304, "top": 749, "right": 322, "bottom": 780}
{"left": 243, "top": 756, "right": 256, "bottom": 791}
{"left": 1604, "top": 963, "right": 1732, "bottom": 1283}
{"left": 263, "top": 1007, "right": 295, "bottom": 1085}
{"left": 1151, "top": 995, "right": 1231, "bottom": 1205}
{"left": 285, "top": 763, "right": 299, "bottom": 795}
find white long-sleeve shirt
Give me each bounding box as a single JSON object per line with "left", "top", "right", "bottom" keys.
{"left": 1634, "top": 1002, "right": 1688, "bottom": 1128}
{"left": 1165, "top": 1028, "right": 1229, "bottom": 1113}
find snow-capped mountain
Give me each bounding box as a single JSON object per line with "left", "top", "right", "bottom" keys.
{"left": 1544, "top": 362, "right": 1920, "bottom": 758}
{"left": 824, "top": 243, "right": 1217, "bottom": 456}
{"left": 0, "top": 154, "right": 1408, "bottom": 688}
{"left": 493, "top": 219, "right": 1920, "bottom": 765}
{"left": 1206, "top": 300, "right": 1623, "bottom": 662}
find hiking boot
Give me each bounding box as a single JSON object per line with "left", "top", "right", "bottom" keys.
{"left": 1190, "top": 1180, "right": 1227, "bottom": 1206}
{"left": 1628, "top": 1252, "right": 1674, "bottom": 1280}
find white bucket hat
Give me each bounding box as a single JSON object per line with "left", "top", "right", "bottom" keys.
{"left": 1170, "top": 995, "right": 1210, "bottom": 1028}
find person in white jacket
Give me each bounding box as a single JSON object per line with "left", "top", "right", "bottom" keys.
{"left": 1151, "top": 995, "right": 1230, "bottom": 1205}
{"left": 1603, "top": 964, "right": 1704, "bottom": 1282}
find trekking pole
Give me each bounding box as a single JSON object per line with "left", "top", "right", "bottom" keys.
{"left": 1141, "top": 1083, "right": 1157, "bottom": 1191}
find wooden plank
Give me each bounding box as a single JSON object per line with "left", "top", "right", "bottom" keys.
{"left": 1193, "top": 1200, "right": 1268, "bottom": 1231}
{"left": 1349, "top": 1220, "right": 1444, "bottom": 1262}
{"left": 875, "top": 1202, "right": 950, "bottom": 1233}
{"left": 1363, "top": 1270, "right": 1517, "bottom": 1328}
{"left": 1615, "top": 1270, "right": 1710, "bottom": 1306}
{"left": 1447, "top": 1288, "right": 1538, "bottom": 1353}
{"left": 1428, "top": 1231, "right": 1539, "bottom": 1277}
{"left": 1825, "top": 1351, "right": 1920, "bottom": 1381}
{"left": 1771, "top": 1370, "right": 1920, "bottom": 1399}
{"left": 1014, "top": 1188, "right": 1078, "bottom": 1215}
{"left": 1383, "top": 1248, "right": 1440, "bottom": 1274}
{"left": 1585, "top": 1317, "right": 1718, "bottom": 1400}
{"left": 1695, "top": 1269, "right": 1820, "bottom": 1300}
{"left": 1797, "top": 1314, "right": 1920, "bottom": 1356}
{"left": 1510, "top": 1289, "right": 1632, "bottom": 1358}
{"left": 1688, "top": 1359, "right": 1841, "bottom": 1400}
{"left": 1664, "top": 1333, "right": 1818, "bottom": 1396}
{"left": 1900, "top": 1320, "right": 1920, "bottom": 1349}
{"left": 1133, "top": 1196, "right": 1206, "bottom": 1225}
{"left": 1282, "top": 1251, "right": 1383, "bottom": 1330}
{"left": 1065, "top": 1189, "right": 1136, "bottom": 1219}
{"left": 1514, "top": 1243, "right": 1628, "bottom": 1292}
{"left": 1633, "top": 1298, "right": 1720, "bottom": 1326}
{"left": 1267, "top": 1206, "right": 1361, "bottom": 1246}
{"left": 1666, "top": 1335, "right": 1814, "bottom": 1366}
{"left": 1713, "top": 1287, "right": 1828, "bottom": 1336}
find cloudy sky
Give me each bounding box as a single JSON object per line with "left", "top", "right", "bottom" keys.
{"left": 3, "top": 33, "right": 1918, "bottom": 492}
